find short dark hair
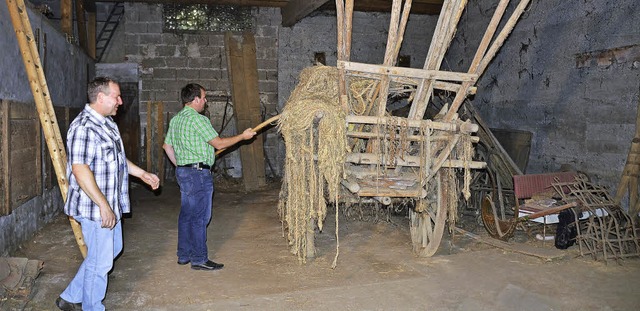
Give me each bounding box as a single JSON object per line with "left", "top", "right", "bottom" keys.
{"left": 181, "top": 83, "right": 205, "bottom": 105}
{"left": 88, "top": 77, "right": 117, "bottom": 103}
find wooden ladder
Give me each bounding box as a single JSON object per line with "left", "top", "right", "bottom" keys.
{"left": 6, "top": 0, "right": 87, "bottom": 257}
{"left": 615, "top": 88, "right": 640, "bottom": 218}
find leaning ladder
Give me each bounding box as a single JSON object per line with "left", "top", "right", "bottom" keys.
{"left": 6, "top": 0, "right": 87, "bottom": 257}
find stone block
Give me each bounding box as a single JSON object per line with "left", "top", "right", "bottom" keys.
{"left": 126, "top": 22, "right": 147, "bottom": 34}
{"left": 200, "top": 69, "right": 223, "bottom": 80}
{"left": 142, "top": 58, "right": 167, "bottom": 69}
{"left": 146, "top": 22, "right": 164, "bottom": 34}
{"left": 138, "top": 34, "right": 162, "bottom": 45}
{"left": 153, "top": 68, "right": 176, "bottom": 80}
{"left": 165, "top": 57, "right": 188, "bottom": 68}
{"left": 259, "top": 81, "right": 277, "bottom": 93}
{"left": 176, "top": 69, "right": 200, "bottom": 80}
{"left": 188, "top": 57, "right": 213, "bottom": 68}
{"left": 156, "top": 45, "right": 178, "bottom": 57}
{"left": 256, "top": 59, "right": 277, "bottom": 70}
{"left": 155, "top": 90, "right": 180, "bottom": 103}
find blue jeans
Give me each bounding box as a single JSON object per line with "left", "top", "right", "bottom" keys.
{"left": 60, "top": 217, "right": 123, "bottom": 311}
{"left": 175, "top": 167, "right": 214, "bottom": 265}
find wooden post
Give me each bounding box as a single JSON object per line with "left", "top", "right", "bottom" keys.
{"left": 87, "top": 12, "right": 96, "bottom": 59}
{"left": 156, "top": 102, "right": 165, "bottom": 184}
{"left": 60, "top": 0, "right": 72, "bottom": 39}
{"left": 146, "top": 102, "right": 152, "bottom": 173}
{"left": 0, "top": 101, "right": 10, "bottom": 216}
{"left": 75, "top": 0, "right": 88, "bottom": 51}
{"left": 6, "top": 0, "right": 87, "bottom": 257}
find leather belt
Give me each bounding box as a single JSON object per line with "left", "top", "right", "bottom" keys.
{"left": 178, "top": 162, "right": 211, "bottom": 170}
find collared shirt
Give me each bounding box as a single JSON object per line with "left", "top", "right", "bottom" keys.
{"left": 64, "top": 105, "right": 130, "bottom": 221}
{"left": 164, "top": 106, "right": 218, "bottom": 166}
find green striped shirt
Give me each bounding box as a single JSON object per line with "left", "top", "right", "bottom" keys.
{"left": 165, "top": 106, "right": 218, "bottom": 166}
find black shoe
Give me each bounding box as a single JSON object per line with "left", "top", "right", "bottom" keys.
{"left": 177, "top": 259, "right": 190, "bottom": 265}
{"left": 55, "top": 296, "right": 82, "bottom": 311}
{"left": 191, "top": 260, "right": 224, "bottom": 271}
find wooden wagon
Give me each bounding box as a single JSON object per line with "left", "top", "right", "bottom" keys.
{"left": 278, "top": 0, "right": 532, "bottom": 264}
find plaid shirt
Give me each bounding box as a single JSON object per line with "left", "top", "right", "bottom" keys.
{"left": 64, "top": 105, "right": 130, "bottom": 221}
{"left": 164, "top": 106, "right": 218, "bottom": 166}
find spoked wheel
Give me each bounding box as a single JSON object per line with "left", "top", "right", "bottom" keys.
{"left": 410, "top": 170, "right": 448, "bottom": 257}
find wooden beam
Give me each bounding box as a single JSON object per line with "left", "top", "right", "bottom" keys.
{"left": 345, "top": 153, "right": 485, "bottom": 169}
{"left": 281, "top": 0, "right": 329, "bottom": 27}
{"left": 87, "top": 12, "right": 96, "bottom": 59}
{"left": 89, "top": 0, "right": 443, "bottom": 15}
{"left": 90, "top": 0, "right": 289, "bottom": 7}
{"left": 61, "top": 0, "right": 72, "bottom": 38}
{"left": 0, "top": 101, "right": 10, "bottom": 216}
{"left": 75, "top": 0, "right": 88, "bottom": 51}
{"left": 339, "top": 61, "right": 477, "bottom": 82}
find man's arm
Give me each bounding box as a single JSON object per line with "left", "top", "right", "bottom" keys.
{"left": 163, "top": 143, "right": 177, "bottom": 166}
{"left": 208, "top": 128, "right": 256, "bottom": 150}
{"left": 126, "top": 159, "right": 160, "bottom": 190}
{"left": 71, "top": 164, "right": 116, "bottom": 229}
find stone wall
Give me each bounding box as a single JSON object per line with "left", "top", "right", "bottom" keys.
{"left": 121, "top": 3, "right": 280, "bottom": 178}
{"left": 444, "top": 0, "right": 640, "bottom": 195}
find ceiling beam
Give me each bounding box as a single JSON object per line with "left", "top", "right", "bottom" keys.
{"left": 281, "top": 0, "right": 329, "bottom": 27}
{"left": 88, "top": 0, "right": 288, "bottom": 7}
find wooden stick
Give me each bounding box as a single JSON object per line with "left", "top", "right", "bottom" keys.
{"left": 215, "top": 114, "right": 280, "bottom": 155}
{"left": 519, "top": 202, "right": 578, "bottom": 221}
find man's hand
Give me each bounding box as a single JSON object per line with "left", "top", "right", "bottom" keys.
{"left": 141, "top": 172, "right": 160, "bottom": 190}
{"left": 100, "top": 205, "right": 116, "bottom": 229}
{"left": 241, "top": 128, "right": 257, "bottom": 140}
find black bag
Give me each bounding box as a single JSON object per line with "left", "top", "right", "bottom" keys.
{"left": 555, "top": 208, "right": 578, "bottom": 249}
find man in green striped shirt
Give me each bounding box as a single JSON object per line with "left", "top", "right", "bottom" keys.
{"left": 163, "top": 83, "right": 255, "bottom": 271}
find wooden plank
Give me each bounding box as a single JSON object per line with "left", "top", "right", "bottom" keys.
{"left": 156, "top": 102, "right": 165, "bottom": 184}
{"left": 60, "top": 0, "right": 72, "bottom": 38}
{"left": 87, "top": 12, "right": 96, "bottom": 59}
{"left": 0, "top": 100, "right": 10, "bottom": 216}
{"left": 224, "top": 32, "right": 266, "bottom": 191}
{"left": 75, "top": 0, "right": 88, "bottom": 51}
{"left": 454, "top": 227, "right": 568, "bottom": 261}
{"left": 345, "top": 153, "right": 485, "bottom": 169}
{"left": 146, "top": 102, "right": 152, "bottom": 173}
{"left": 9, "top": 111, "right": 39, "bottom": 208}
{"left": 281, "top": 0, "right": 329, "bottom": 27}
{"left": 346, "top": 115, "right": 478, "bottom": 133}
{"left": 340, "top": 61, "right": 477, "bottom": 82}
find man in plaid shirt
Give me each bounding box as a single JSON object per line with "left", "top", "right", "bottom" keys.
{"left": 56, "top": 77, "right": 160, "bottom": 311}
{"left": 163, "top": 83, "right": 255, "bottom": 271}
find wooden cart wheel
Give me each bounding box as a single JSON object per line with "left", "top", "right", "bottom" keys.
{"left": 410, "top": 170, "right": 448, "bottom": 257}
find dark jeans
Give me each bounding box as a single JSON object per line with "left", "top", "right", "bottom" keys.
{"left": 175, "top": 167, "right": 214, "bottom": 265}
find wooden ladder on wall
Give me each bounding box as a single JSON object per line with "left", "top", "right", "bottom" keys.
{"left": 6, "top": 0, "right": 87, "bottom": 257}
{"left": 615, "top": 87, "right": 640, "bottom": 219}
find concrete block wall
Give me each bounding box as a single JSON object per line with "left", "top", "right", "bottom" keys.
{"left": 122, "top": 3, "right": 280, "bottom": 178}
{"left": 444, "top": 0, "right": 640, "bottom": 195}
{"left": 0, "top": 3, "right": 93, "bottom": 256}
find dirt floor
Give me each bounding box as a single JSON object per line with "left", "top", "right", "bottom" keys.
{"left": 6, "top": 180, "right": 640, "bottom": 310}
